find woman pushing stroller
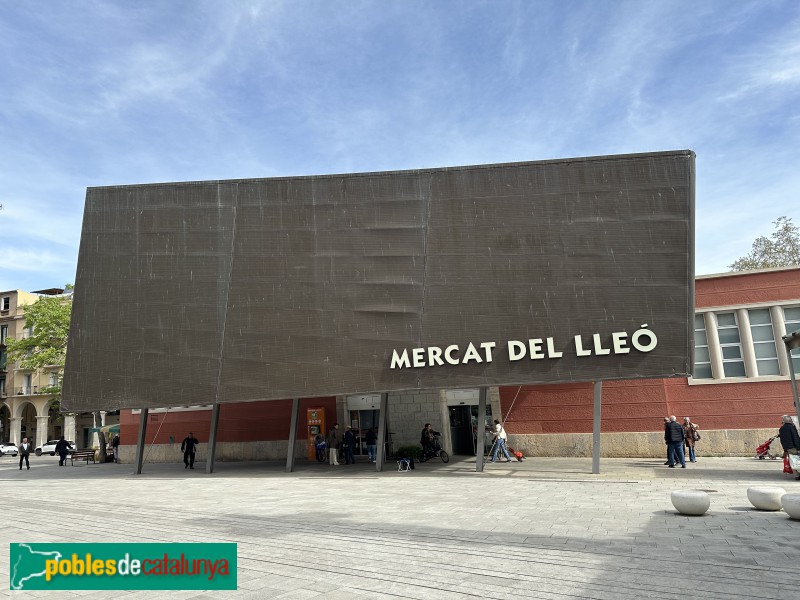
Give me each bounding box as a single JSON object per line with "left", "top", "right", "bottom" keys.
{"left": 779, "top": 415, "right": 800, "bottom": 480}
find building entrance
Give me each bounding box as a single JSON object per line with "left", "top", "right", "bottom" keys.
{"left": 449, "top": 406, "right": 473, "bottom": 455}
{"left": 348, "top": 409, "right": 381, "bottom": 456}
{"left": 447, "top": 398, "right": 493, "bottom": 455}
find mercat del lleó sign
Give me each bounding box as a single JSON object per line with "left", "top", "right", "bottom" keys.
{"left": 390, "top": 325, "right": 659, "bottom": 369}
{"left": 63, "top": 151, "right": 694, "bottom": 412}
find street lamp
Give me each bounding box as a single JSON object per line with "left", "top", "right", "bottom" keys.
{"left": 782, "top": 330, "right": 800, "bottom": 423}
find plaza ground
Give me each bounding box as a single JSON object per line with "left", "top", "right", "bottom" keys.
{"left": 1, "top": 453, "right": 798, "bottom": 599}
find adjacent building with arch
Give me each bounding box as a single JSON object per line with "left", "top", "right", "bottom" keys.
{"left": 0, "top": 288, "right": 110, "bottom": 450}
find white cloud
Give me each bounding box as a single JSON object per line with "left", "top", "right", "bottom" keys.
{"left": 1, "top": 0, "right": 799, "bottom": 287}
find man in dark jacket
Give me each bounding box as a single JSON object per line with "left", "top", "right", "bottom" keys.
{"left": 664, "top": 416, "right": 686, "bottom": 468}
{"left": 111, "top": 434, "right": 120, "bottom": 463}
{"left": 181, "top": 432, "right": 199, "bottom": 469}
{"left": 55, "top": 436, "right": 73, "bottom": 467}
{"left": 342, "top": 426, "right": 356, "bottom": 464}
{"left": 365, "top": 427, "right": 378, "bottom": 463}
{"left": 18, "top": 437, "right": 32, "bottom": 470}
{"left": 327, "top": 423, "right": 340, "bottom": 466}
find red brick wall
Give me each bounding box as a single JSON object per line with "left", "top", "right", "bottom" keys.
{"left": 696, "top": 268, "right": 800, "bottom": 308}
{"left": 500, "top": 380, "right": 669, "bottom": 435}
{"left": 500, "top": 377, "right": 795, "bottom": 435}
{"left": 500, "top": 268, "right": 800, "bottom": 435}
{"left": 120, "top": 397, "right": 336, "bottom": 445}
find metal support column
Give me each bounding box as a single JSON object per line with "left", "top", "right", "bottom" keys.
{"left": 286, "top": 398, "right": 300, "bottom": 473}
{"left": 476, "top": 387, "right": 487, "bottom": 472}
{"left": 206, "top": 403, "right": 221, "bottom": 474}
{"left": 783, "top": 331, "right": 800, "bottom": 424}
{"left": 134, "top": 408, "right": 148, "bottom": 475}
{"left": 592, "top": 381, "right": 602, "bottom": 474}
{"left": 375, "top": 392, "right": 388, "bottom": 472}
{"left": 789, "top": 365, "right": 800, "bottom": 425}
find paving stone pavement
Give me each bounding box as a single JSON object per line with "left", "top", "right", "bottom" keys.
{"left": 1, "top": 453, "right": 799, "bottom": 599}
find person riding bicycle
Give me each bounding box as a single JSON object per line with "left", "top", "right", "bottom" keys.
{"left": 420, "top": 423, "right": 441, "bottom": 457}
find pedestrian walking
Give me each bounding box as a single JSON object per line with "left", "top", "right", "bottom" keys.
{"left": 18, "top": 437, "right": 32, "bottom": 470}
{"left": 779, "top": 415, "right": 800, "bottom": 480}
{"left": 327, "top": 423, "right": 340, "bottom": 466}
{"left": 112, "top": 434, "right": 120, "bottom": 463}
{"left": 490, "top": 419, "right": 513, "bottom": 463}
{"left": 181, "top": 432, "right": 199, "bottom": 469}
{"left": 343, "top": 425, "right": 356, "bottom": 464}
{"left": 55, "top": 436, "right": 73, "bottom": 467}
{"left": 365, "top": 427, "right": 378, "bottom": 462}
{"left": 665, "top": 416, "right": 686, "bottom": 468}
{"left": 682, "top": 417, "right": 700, "bottom": 462}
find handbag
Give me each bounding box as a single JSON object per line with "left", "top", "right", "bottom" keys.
{"left": 693, "top": 430, "right": 701, "bottom": 441}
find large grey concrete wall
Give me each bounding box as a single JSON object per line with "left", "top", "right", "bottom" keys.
{"left": 64, "top": 151, "right": 694, "bottom": 412}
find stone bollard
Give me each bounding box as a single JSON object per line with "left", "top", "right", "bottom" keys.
{"left": 747, "top": 487, "right": 786, "bottom": 511}
{"left": 780, "top": 494, "right": 800, "bottom": 520}
{"left": 670, "top": 489, "right": 710, "bottom": 516}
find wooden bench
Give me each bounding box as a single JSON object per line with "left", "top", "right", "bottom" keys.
{"left": 70, "top": 450, "right": 97, "bottom": 465}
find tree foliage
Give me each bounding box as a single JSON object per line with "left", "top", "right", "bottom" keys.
{"left": 4, "top": 293, "right": 72, "bottom": 397}
{"left": 729, "top": 217, "right": 800, "bottom": 271}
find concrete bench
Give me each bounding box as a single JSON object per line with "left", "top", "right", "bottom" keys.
{"left": 747, "top": 487, "right": 785, "bottom": 511}
{"left": 70, "top": 450, "right": 97, "bottom": 465}
{"left": 670, "top": 490, "right": 710, "bottom": 515}
{"left": 781, "top": 494, "right": 800, "bottom": 519}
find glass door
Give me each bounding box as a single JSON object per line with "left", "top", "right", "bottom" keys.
{"left": 348, "top": 409, "right": 380, "bottom": 455}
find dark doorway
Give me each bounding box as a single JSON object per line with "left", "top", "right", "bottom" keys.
{"left": 449, "top": 406, "right": 474, "bottom": 455}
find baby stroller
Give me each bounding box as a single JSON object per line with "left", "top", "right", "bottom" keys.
{"left": 507, "top": 445, "right": 525, "bottom": 461}
{"left": 487, "top": 439, "right": 523, "bottom": 462}
{"left": 756, "top": 434, "right": 780, "bottom": 460}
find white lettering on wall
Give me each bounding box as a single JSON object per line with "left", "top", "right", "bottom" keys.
{"left": 388, "top": 326, "right": 659, "bottom": 369}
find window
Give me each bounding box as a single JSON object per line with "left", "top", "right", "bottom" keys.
{"left": 716, "top": 312, "right": 746, "bottom": 377}
{"left": 749, "top": 308, "right": 780, "bottom": 375}
{"left": 0, "top": 376, "right": 5, "bottom": 396}
{"left": 1, "top": 297, "right": 9, "bottom": 311}
{"left": 693, "top": 314, "right": 712, "bottom": 379}
{"left": 49, "top": 372, "right": 59, "bottom": 387}
{"left": 785, "top": 306, "right": 800, "bottom": 374}
{"left": 0, "top": 324, "right": 7, "bottom": 343}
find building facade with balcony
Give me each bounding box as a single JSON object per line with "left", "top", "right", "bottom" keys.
{"left": 0, "top": 289, "right": 77, "bottom": 448}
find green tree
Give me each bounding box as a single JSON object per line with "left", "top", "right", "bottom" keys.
{"left": 5, "top": 294, "right": 72, "bottom": 399}
{"left": 730, "top": 216, "right": 800, "bottom": 271}
{"left": 5, "top": 289, "right": 108, "bottom": 458}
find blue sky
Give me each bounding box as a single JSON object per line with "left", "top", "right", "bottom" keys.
{"left": 1, "top": 0, "right": 799, "bottom": 292}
